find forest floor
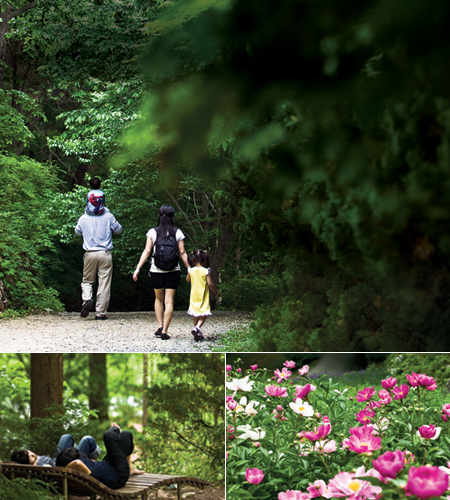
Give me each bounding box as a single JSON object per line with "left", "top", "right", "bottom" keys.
{"left": 0, "top": 310, "right": 251, "bottom": 352}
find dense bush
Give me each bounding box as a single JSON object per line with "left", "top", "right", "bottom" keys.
{"left": 0, "top": 478, "right": 62, "bottom": 500}
{"left": 0, "top": 154, "right": 63, "bottom": 315}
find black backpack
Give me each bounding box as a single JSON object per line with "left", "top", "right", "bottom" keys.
{"left": 153, "top": 228, "right": 179, "bottom": 271}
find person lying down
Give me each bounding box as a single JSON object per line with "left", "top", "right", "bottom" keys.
{"left": 56, "top": 423, "right": 143, "bottom": 490}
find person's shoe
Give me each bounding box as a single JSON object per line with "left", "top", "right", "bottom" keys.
{"left": 197, "top": 329, "right": 204, "bottom": 340}
{"left": 95, "top": 315, "right": 108, "bottom": 320}
{"left": 161, "top": 333, "right": 171, "bottom": 340}
{"left": 191, "top": 328, "right": 200, "bottom": 342}
{"left": 80, "top": 300, "right": 93, "bottom": 318}
{"left": 154, "top": 327, "right": 163, "bottom": 337}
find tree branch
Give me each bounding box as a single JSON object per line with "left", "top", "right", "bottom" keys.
{"left": 11, "top": 2, "right": 36, "bottom": 18}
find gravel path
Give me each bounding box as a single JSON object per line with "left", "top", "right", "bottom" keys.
{"left": 0, "top": 311, "right": 251, "bottom": 353}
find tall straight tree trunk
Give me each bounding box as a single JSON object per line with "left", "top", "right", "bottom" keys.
{"left": 88, "top": 354, "right": 109, "bottom": 422}
{"left": 30, "top": 354, "right": 63, "bottom": 420}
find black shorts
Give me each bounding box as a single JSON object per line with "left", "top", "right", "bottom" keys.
{"left": 149, "top": 270, "right": 181, "bottom": 290}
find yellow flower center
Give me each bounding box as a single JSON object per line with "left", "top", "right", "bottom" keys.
{"left": 299, "top": 407, "right": 305, "bottom": 412}
{"left": 348, "top": 481, "right": 361, "bottom": 492}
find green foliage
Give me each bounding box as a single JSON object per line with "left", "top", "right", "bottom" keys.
{"left": 0, "top": 89, "right": 44, "bottom": 148}
{"left": 211, "top": 325, "right": 259, "bottom": 353}
{"left": 0, "top": 478, "right": 62, "bottom": 500}
{"left": 0, "top": 154, "right": 63, "bottom": 314}
{"left": 138, "top": 354, "right": 225, "bottom": 482}
{"left": 386, "top": 353, "right": 450, "bottom": 389}
{"left": 219, "top": 261, "right": 282, "bottom": 311}
{"left": 129, "top": 0, "right": 450, "bottom": 350}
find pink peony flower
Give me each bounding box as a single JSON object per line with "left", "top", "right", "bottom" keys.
{"left": 442, "top": 404, "right": 450, "bottom": 416}
{"left": 372, "top": 450, "right": 405, "bottom": 479}
{"left": 228, "top": 400, "right": 238, "bottom": 410}
{"left": 381, "top": 377, "right": 397, "bottom": 389}
{"left": 406, "top": 466, "right": 449, "bottom": 499}
{"left": 378, "top": 389, "right": 390, "bottom": 400}
{"left": 322, "top": 415, "right": 330, "bottom": 423}
{"left": 250, "top": 365, "right": 258, "bottom": 371}
{"left": 237, "top": 368, "right": 242, "bottom": 373}
{"left": 355, "top": 407, "right": 375, "bottom": 424}
{"left": 278, "top": 490, "right": 309, "bottom": 500}
{"left": 392, "top": 384, "right": 410, "bottom": 400}
{"left": 313, "top": 439, "right": 337, "bottom": 454}
{"left": 298, "top": 365, "right": 309, "bottom": 376}
{"left": 283, "top": 360, "right": 296, "bottom": 369}
{"left": 368, "top": 399, "right": 383, "bottom": 410}
{"left": 274, "top": 367, "right": 292, "bottom": 383}
{"left": 293, "top": 383, "right": 316, "bottom": 400}
{"left": 327, "top": 471, "right": 382, "bottom": 499}
{"left": 356, "top": 387, "right": 376, "bottom": 402}
{"left": 245, "top": 468, "right": 265, "bottom": 485}
{"left": 307, "top": 480, "right": 329, "bottom": 498}
{"left": 347, "top": 425, "right": 382, "bottom": 454}
{"left": 226, "top": 364, "right": 232, "bottom": 372}
{"left": 442, "top": 414, "right": 448, "bottom": 422}
{"left": 265, "top": 385, "right": 288, "bottom": 397}
{"left": 253, "top": 441, "right": 260, "bottom": 448}
{"left": 418, "top": 424, "right": 441, "bottom": 440}
{"left": 406, "top": 372, "right": 437, "bottom": 389}
{"left": 225, "top": 452, "right": 229, "bottom": 460}
{"left": 302, "top": 423, "right": 332, "bottom": 442}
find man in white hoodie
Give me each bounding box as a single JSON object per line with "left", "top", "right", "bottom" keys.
{"left": 75, "top": 192, "right": 122, "bottom": 320}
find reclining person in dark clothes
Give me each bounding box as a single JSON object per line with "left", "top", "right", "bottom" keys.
{"left": 56, "top": 423, "right": 143, "bottom": 489}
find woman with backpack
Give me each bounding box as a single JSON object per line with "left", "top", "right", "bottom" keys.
{"left": 133, "top": 205, "right": 189, "bottom": 340}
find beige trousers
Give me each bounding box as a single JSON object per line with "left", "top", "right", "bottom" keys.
{"left": 81, "top": 250, "right": 113, "bottom": 317}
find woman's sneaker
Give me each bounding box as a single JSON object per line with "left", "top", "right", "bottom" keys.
{"left": 161, "top": 332, "right": 170, "bottom": 340}
{"left": 154, "top": 327, "right": 163, "bottom": 337}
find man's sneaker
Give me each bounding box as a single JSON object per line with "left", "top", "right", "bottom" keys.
{"left": 95, "top": 316, "right": 108, "bottom": 320}
{"left": 161, "top": 333, "right": 170, "bottom": 340}
{"left": 154, "top": 327, "right": 163, "bottom": 337}
{"left": 191, "top": 328, "right": 200, "bottom": 342}
{"left": 81, "top": 300, "right": 93, "bottom": 318}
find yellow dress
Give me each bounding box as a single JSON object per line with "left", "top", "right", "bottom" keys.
{"left": 188, "top": 266, "right": 211, "bottom": 316}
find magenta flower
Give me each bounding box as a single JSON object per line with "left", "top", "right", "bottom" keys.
{"left": 406, "top": 466, "right": 449, "bottom": 499}
{"left": 381, "top": 376, "right": 397, "bottom": 389}
{"left": 442, "top": 403, "right": 450, "bottom": 415}
{"left": 307, "top": 480, "right": 328, "bottom": 498}
{"left": 274, "top": 367, "right": 292, "bottom": 383}
{"left": 372, "top": 450, "right": 405, "bottom": 479}
{"left": 418, "top": 424, "right": 441, "bottom": 440}
{"left": 283, "top": 360, "right": 296, "bottom": 369}
{"left": 441, "top": 414, "right": 448, "bottom": 422}
{"left": 302, "top": 423, "right": 331, "bottom": 442}
{"left": 245, "top": 468, "right": 264, "bottom": 485}
{"left": 378, "top": 389, "right": 390, "bottom": 399}
{"left": 278, "top": 491, "right": 309, "bottom": 500}
{"left": 250, "top": 364, "right": 258, "bottom": 371}
{"left": 293, "top": 383, "right": 316, "bottom": 400}
{"left": 368, "top": 399, "right": 383, "bottom": 410}
{"left": 228, "top": 400, "right": 238, "bottom": 410}
{"left": 406, "top": 372, "right": 437, "bottom": 389}
{"left": 298, "top": 365, "right": 309, "bottom": 376}
{"left": 355, "top": 386, "right": 376, "bottom": 402}
{"left": 265, "top": 385, "right": 288, "bottom": 397}
{"left": 226, "top": 364, "right": 232, "bottom": 372}
{"left": 392, "top": 384, "right": 410, "bottom": 400}
{"left": 347, "top": 425, "right": 382, "bottom": 454}
{"left": 355, "top": 407, "right": 375, "bottom": 424}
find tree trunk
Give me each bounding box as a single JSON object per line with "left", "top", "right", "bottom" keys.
{"left": 30, "top": 354, "right": 63, "bottom": 421}
{"left": 210, "top": 212, "right": 234, "bottom": 309}
{"left": 88, "top": 354, "right": 109, "bottom": 422}
{"left": 143, "top": 354, "right": 148, "bottom": 428}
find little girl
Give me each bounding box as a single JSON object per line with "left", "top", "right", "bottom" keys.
{"left": 186, "top": 249, "right": 220, "bottom": 341}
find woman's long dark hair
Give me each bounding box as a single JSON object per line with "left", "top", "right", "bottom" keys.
{"left": 156, "top": 205, "right": 176, "bottom": 241}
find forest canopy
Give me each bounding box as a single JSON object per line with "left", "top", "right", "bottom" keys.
{"left": 1, "top": 0, "right": 450, "bottom": 350}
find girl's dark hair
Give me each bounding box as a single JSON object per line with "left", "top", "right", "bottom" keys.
{"left": 11, "top": 449, "right": 30, "bottom": 464}
{"left": 56, "top": 447, "right": 80, "bottom": 467}
{"left": 156, "top": 205, "right": 176, "bottom": 241}
{"left": 188, "top": 252, "right": 196, "bottom": 267}
{"left": 193, "top": 249, "right": 210, "bottom": 268}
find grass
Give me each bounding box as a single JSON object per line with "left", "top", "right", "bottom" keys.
{"left": 212, "top": 325, "right": 259, "bottom": 352}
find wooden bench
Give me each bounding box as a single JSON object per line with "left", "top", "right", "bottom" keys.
{"left": 1, "top": 462, "right": 211, "bottom": 500}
